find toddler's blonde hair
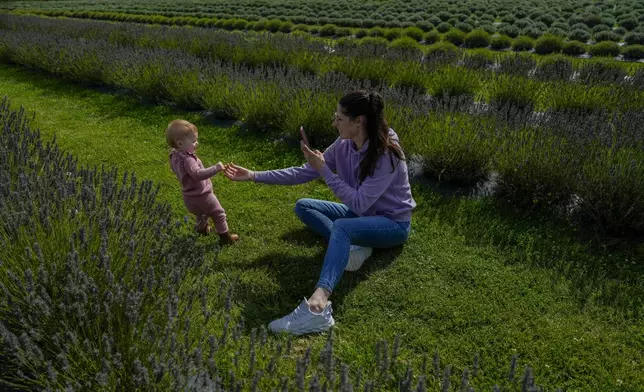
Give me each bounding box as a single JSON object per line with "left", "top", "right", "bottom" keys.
{"left": 166, "top": 119, "right": 197, "bottom": 149}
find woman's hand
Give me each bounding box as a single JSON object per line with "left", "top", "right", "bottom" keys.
{"left": 224, "top": 163, "right": 255, "bottom": 181}
{"left": 301, "top": 141, "right": 326, "bottom": 172}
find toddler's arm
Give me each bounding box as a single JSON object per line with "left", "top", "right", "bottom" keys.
{"left": 185, "top": 159, "right": 225, "bottom": 181}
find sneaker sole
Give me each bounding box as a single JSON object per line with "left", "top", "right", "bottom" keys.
{"left": 291, "top": 318, "right": 335, "bottom": 335}
{"left": 269, "top": 317, "right": 335, "bottom": 335}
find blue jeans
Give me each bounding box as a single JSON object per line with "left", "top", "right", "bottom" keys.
{"left": 294, "top": 198, "right": 411, "bottom": 293}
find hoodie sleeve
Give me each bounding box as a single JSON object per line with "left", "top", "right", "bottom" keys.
{"left": 254, "top": 138, "right": 339, "bottom": 185}
{"left": 319, "top": 153, "right": 397, "bottom": 215}
{"left": 183, "top": 156, "right": 222, "bottom": 180}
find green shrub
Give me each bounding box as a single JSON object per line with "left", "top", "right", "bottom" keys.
{"left": 436, "top": 22, "right": 452, "bottom": 33}
{"left": 357, "top": 36, "right": 389, "bottom": 48}
{"left": 535, "top": 55, "right": 574, "bottom": 80}
{"left": 291, "top": 30, "right": 309, "bottom": 38}
{"left": 385, "top": 19, "right": 403, "bottom": 28}
{"left": 319, "top": 23, "right": 337, "bottom": 37}
{"left": 625, "top": 32, "right": 644, "bottom": 45}
{"left": 512, "top": 35, "right": 535, "bottom": 51}
{"left": 593, "top": 30, "right": 620, "bottom": 42}
{"left": 620, "top": 17, "right": 639, "bottom": 30}
{"left": 498, "top": 23, "right": 520, "bottom": 38}
{"left": 614, "top": 26, "right": 627, "bottom": 36}
{"left": 501, "top": 13, "right": 516, "bottom": 23}
{"left": 591, "top": 24, "right": 611, "bottom": 34}
{"left": 464, "top": 29, "right": 490, "bottom": 48}
{"left": 253, "top": 19, "right": 267, "bottom": 31}
{"left": 368, "top": 26, "right": 386, "bottom": 37}
{"left": 547, "top": 27, "right": 567, "bottom": 37}
{"left": 534, "top": 34, "right": 563, "bottom": 54}
{"left": 221, "top": 18, "right": 236, "bottom": 30}
{"left": 462, "top": 51, "right": 494, "bottom": 70}
{"left": 538, "top": 13, "right": 557, "bottom": 26}
{"left": 443, "top": 28, "right": 466, "bottom": 46}
{"left": 354, "top": 28, "right": 368, "bottom": 38}
{"left": 514, "top": 18, "right": 532, "bottom": 29}
{"left": 390, "top": 36, "right": 423, "bottom": 51}
{"left": 569, "top": 29, "right": 591, "bottom": 42}
{"left": 425, "top": 41, "right": 459, "bottom": 58}
{"left": 335, "top": 36, "right": 354, "bottom": 47}
{"left": 583, "top": 13, "right": 603, "bottom": 28}
{"left": 569, "top": 14, "right": 584, "bottom": 25}
{"left": 428, "top": 67, "right": 479, "bottom": 99}
{"left": 589, "top": 40, "right": 621, "bottom": 57}
{"left": 498, "top": 54, "right": 537, "bottom": 76}
{"left": 488, "top": 75, "right": 543, "bottom": 110}
{"left": 279, "top": 21, "right": 293, "bottom": 33}
{"left": 437, "top": 11, "right": 451, "bottom": 21}
{"left": 455, "top": 22, "right": 473, "bottom": 33}
{"left": 416, "top": 21, "right": 435, "bottom": 32}
{"left": 491, "top": 35, "right": 512, "bottom": 50}
{"left": 384, "top": 28, "right": 403, "bottom": 41}
{"left": 403, "top": 26, "right": 424, "bottom": 41}
{"left": 428, "top": 15, "right": 442, "bottom": 26}
{"left": 622, "top": 44, "right": 644, "bottom": 59}
{"left": 293, "top": 23, "right": 309, "bottom": 32}
{"left": 571, "top": 23, "right": 590, "bottom": 31}
{"left": 578, "top": 60, "right": 628, "bottom": 84}
{"left": 361, "top": 18, "right": 377, "bottom": 28}
{"left": 424, "top": 30, "right": 440, "bottom": 44}
{"left": 551, "top": 21, "right": 570, "bottom": 31}
{"left": 266, "top": 18, "right": 282, "bottom": 32}
{"left": 493, "top": 134, "right": 577, "bottom": 209}
{"left": 522, "top": 26, "right": 544, "bottom": 39}
{"left": 480, "top": 24, "right": 496, "bottom": 34}
{"left": 575, "top": 149, "right": 644, "bottom": 235}
{"left": 335, "top": 27, "right": 352, "bottom": 37}
{"left": 233, "top": 18, "right": 248, "bottom": 30}
{"left": 563, "top": 40, "right": 588, "bottom": 56}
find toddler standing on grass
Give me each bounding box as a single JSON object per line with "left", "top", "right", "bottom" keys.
{"left": 166, "top": 119, "right": 239, "bottom": 245}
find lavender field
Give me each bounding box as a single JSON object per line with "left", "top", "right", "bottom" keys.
{"left": 0, "top": 7, "right": 643, "bottom": 392}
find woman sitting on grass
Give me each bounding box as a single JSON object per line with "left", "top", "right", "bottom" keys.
{"left": 224, "top": 90, "right": 416, "bottom": 335}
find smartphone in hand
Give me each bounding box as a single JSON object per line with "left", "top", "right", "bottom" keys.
{"left": 300, "top": 126, "right": 310, "bottom": 148}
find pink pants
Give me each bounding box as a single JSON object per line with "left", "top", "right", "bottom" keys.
{"left": 183, "top": 192, "right": 229, "bottom": 234}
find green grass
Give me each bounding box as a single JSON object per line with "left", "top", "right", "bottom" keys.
{"left": 0, "top": 63, "right": 643, "bottom": 390}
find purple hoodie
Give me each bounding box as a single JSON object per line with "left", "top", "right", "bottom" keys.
{"left": 254, "top": 129, "right": 416, "bottom": 222}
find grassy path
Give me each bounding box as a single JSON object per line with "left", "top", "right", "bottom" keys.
{"left": 1, "top": 63, "right": 642, "bottom": 390}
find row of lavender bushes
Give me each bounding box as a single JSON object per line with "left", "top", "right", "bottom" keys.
{"left": 1, "top": 13, "right": 644, "bottom": 100}
{"left": 0, "top": 25, "right": 641, "bottom": 236}
{"left": 7, "top": 7, "right": 644, "bottom": 62}
{"left": 0, "top": 98, "right": 556, "bottom": 391}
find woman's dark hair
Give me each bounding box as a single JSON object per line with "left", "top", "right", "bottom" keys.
{"left": 338, "top": 90, "right": 405, "bottom": 183}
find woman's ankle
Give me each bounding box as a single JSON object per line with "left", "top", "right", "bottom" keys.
{"left": 308, "top": 288, "right": 331, "bottom": 313}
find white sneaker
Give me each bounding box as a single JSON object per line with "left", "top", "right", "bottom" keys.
{"left": 268, "top": 298, "right": 335, "bottom": 335}
{"left": 346, "top": 245, "right": 373, "bottom": 271}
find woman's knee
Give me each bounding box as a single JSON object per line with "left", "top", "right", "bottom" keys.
{"left": 294, "top": 198, "right": 316, "bottom": 216}
{"left": 330, "top": 219, "right": 352, "bottom": 237}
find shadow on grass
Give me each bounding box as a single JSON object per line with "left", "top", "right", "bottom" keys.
{"left": 415, "top": 185, "right": 644, "bottom": 316}
{"left": 237, "top": 228, "right": 404, "bottom": 329}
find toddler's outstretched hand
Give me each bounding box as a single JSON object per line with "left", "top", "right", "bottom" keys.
{"left": 214, "top": 162, "right": 225, "bottom": 172}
